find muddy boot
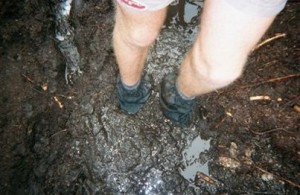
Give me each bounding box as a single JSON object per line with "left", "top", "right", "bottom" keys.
{"left": 116, "top": 75, "right": 151, "bottom": 114}
{"left": 160, "top": 73, "right": 196, "bottom": 127}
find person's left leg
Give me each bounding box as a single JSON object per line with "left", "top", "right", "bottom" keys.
{"left": 177, "top": 0, "right": 277, "bottom": 97}
{"left": 160, "top": 0, "right": 286, "bottom": 127}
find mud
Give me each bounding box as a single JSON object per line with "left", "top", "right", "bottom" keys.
{"left": 0, "top": 0, "right": 299, "bottom": 194}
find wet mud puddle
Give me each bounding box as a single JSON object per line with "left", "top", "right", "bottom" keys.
{"left": 183, "top": 1, "right": 203, "bottom": 23}
{"left": 180, "top": 136, "right": 211, "bottom": 182}
{"left": 166, "top": 0, "right": 203, "bottom": 26}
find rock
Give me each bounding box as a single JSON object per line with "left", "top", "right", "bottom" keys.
{"left": 261, "top": 173, "right": 274, "bottom": 181}
{"left": 218, "top": 156, "right": 241, "bottom": 169}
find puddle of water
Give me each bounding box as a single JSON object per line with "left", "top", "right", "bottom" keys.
{"left": 166, "top": 0, "right": 203, "bottom": 26}
{"left": 180, "top": 136, "right": 210, "bottom": 182}
{"left": 184, "top": 1, "right": 203, "bottom": 23}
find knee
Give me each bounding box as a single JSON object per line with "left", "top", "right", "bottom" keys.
{"left": 128, "top": 27, "right": 159, "bottom": 48}
{"left": 207, "top": 65, "right": 243, "bottom": 87}
{"left": 122, "top": 26, "right": 159, "bottom": 48}
{"left": 193, "top": 53, "right": 244, "bottom": 87}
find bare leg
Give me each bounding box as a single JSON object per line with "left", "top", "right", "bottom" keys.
{"left": 177, "top": 0, "right": 277, "bottom": 97}
{"left": 113, "top": 4, "right": 167, "bottom": 86}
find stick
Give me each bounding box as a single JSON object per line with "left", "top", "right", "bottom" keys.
{"left": 254, "top": 165, "right": 300, "bottom": 189}
{"left": 250, "top": 96, "right": 271, "bottom": 101}
{"left": 252, "top": 33, "right": 286, "bottom": 52}
{"left": 211, "top": 116, "right": 227, "bottom": 130}
{"left": 53, "top": 96, "right": 64, "bottom": 108}
{"left": 241, "top": 73, "right": 300, "bottom": 89}
{"left": 50, "top": 129, "right": 68, "bottom": 138}
{"left": 250, "top": 128, "right": 293, "bottom": 135}
{"left": 22, "top": 74, "right": 35, "bottom": 84}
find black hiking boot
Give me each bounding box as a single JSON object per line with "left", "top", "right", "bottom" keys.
{"left": 160, "top": 73, "right": 196, "bottom": 127}
{"left": 116, "top": 75, "right": 151, "bottom": 114}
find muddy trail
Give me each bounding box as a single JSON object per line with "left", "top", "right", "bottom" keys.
{"left": 0, "top": 0, "right": 299, "bottom": 194}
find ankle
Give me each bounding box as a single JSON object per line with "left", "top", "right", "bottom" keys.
{"left": 175, "top": 80, "right": 195, "bottom": 100}
{"left": 121, "top": 79, "right": 141, "bottom": 90}
{"left": 119, "top": 75, "right": 141, "bottom": 90}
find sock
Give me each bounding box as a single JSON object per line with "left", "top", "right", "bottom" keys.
{"left": 121, "top": 79, "right": 141, "bottom": 90}
{"left": 175, "top": 80, "right": 195, "bottom": 101}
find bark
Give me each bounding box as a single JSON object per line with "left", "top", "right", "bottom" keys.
{"left": 54, "top": 0, "right": 81, "bottom": 84}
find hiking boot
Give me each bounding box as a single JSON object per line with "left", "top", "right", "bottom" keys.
{"left": 116, "top": 75, "right": 151, "bottom": 114}
{"left": 160, "top": 73, "right": 196, "bottom": 127}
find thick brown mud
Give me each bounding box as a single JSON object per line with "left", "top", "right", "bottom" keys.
{"left": 0, "top": 0, "right": 299, "bottom": 194}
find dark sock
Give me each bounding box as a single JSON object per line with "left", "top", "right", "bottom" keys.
{"left": 121, "top": 79, "right": 141, "bottom": 90}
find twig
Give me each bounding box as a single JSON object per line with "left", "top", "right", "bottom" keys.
{"left": 22, "top": 74, "right": 35, "bottom": 84}
{"left": 241, "top": 73, "right": 300, "bottom": 89}
{"left": 57, "top": 94, "right": 75, "bottom": 100}
{"left": 53, "top": 96, "right": 64, "bottom": 108}
{"left": 250, "top": 96, "right": 271, "bottom": 101}
{"left": 50, "top": 129, "right": 68, "bottom": 138}
{"left": 254, "top": 165, "right": 300, "bottom": 189}
{"left": 250, "top": 128, "right": 293, "bottom": 135}
{"left": 211, "top": 115, "right": 227, "bottom": 130}
{"left": 252, "top": 33, "right": 286, "bottom": 52}
{"left": 279, "top": 95, "right": 300, "bottom": 112}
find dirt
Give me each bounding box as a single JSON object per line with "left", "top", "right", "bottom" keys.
{"left": 0, "top": 0, "right": 299, "bottom": 194}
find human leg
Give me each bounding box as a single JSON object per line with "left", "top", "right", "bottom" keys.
{"left": 113, "top": 3, "right": 167, "bottom": 86}
{"left": 177, "top": 0, "right": 281, "bottom": 97}
{"left": 161, "top": 0, "right": 287, "bottom": 126}
{"left": 113, "top": 2, "right": 168, "bottom": 113}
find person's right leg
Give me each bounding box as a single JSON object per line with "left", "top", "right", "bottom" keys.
{"left": 113, "top": 2, "right": 168, "bottom": 113}
{"left": 113, "top": 3, "right": 167, "bottom": 86}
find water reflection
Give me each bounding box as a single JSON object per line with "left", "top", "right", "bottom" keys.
{"left": 184, "top": 1, "right": 203, "bottom": 23}
{"left": 138, "top": 168, "right": 163, "bottom": 195}
{"left": 166, "top": 0, "right": 203, "bottom": 27}
{"left": 180, "top": 136, "right": 211, "bottom": 182}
